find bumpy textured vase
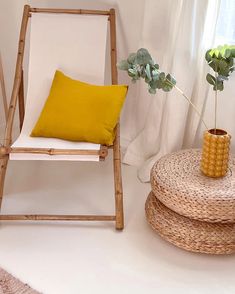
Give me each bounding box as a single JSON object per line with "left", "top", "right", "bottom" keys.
{"left": 200, "top": 129, "right": 231, "bottom": 178}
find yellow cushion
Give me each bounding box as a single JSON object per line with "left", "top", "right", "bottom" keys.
{"left": 31, "top": 71, "right": 128, "bottom": 145}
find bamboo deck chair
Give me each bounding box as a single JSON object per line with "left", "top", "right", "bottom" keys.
{"left": 0, "top": 5, "right": 124, "bottom": 230}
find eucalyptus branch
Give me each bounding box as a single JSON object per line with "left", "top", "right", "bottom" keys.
{"left": 117, "top": 48, "right": 209, "bottom": 130}
{"left": 214, "top": 72, "right": 218, "bottom": 134}
{"left": 157, "top": 69, "right": 209, "bottom": 130}
{"left": 170, "top": 83, "right": 209, "bottom": 130}
{"left": 205, "top": 44, "right": 235, "bottom": 132}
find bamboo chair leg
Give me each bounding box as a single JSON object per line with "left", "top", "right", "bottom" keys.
{"left": 0, "top": 157, "right": 8, "bottom": 210}
{"left": 113, "top": 157, "right": 124, "bottom": 230}
{"left": 109, "top": 9, "right": 124, "bottom": 230}
{"left": 18, "top": 69, "right": 25, "bottom": 131}
{"left": 113, "top": 125, "right": 124, "bottom": 230}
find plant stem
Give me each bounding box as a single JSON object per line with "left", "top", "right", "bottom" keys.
{"left": 166, "top": 80, "right": 209, "bottom": 130}
{"left": 214, "top": 72, "right": 218, "bottom": 134}
{"left": 153, "top": 67, "right": 209, "bottom": 130}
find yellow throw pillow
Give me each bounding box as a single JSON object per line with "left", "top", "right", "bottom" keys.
{"left": 31, "top": 71, "right": 128, "bottom": 145}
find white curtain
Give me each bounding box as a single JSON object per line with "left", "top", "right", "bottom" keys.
{"left": 122, "top": 0, "right": 221, "bottom": 182}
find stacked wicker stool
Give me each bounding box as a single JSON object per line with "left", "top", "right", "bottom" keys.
{"left": 145, "top": 149, "right": 235, "bottom": 254}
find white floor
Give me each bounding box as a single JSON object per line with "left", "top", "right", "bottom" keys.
{"left": 0, "top": 155, "right": 235, "bottom": 294}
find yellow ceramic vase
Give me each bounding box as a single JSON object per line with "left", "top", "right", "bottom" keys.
{"left": 200, "top": 129, "right": 231, "bottom": 178}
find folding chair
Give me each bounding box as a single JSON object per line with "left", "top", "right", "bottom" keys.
{"left": 0, "top": 5, "right": 124, "bottom": 230}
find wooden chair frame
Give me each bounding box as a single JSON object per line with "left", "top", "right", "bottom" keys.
{"left": 0, "top": 5, "right": 124, "bottom": 230}
{"left": 0, "top": 53, "right": 8, "bottom": 121}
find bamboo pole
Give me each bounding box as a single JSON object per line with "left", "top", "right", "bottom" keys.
{"left": 10, "top": 147, "right": 107, "bottom": 157}
{"left": 10, "top": 147, "right": 92, "bottom": 155}
{"left": 0, "top": 214, "right": 116, "bottom": 221}
{"left": 110, "top": 8, "right": 124, "bottom": 230}
{"left": 0, "top": 157, "right": 8, "bottom": 209}
{"left": 0, "top": 5, "right": 30, "bottom": 212}
{"left": 4, "top": 5, "right": 30, "bottom": 147}
{"left": 0, "top": 146, "right": 108, "bottom": 159}
{"left": 18, "top": 69, "right": 25, "bottom": 131}
{"left": 0, "top": 53, "right": 8, "bottom": 121}
{"left": 30, "top": 8, "right": 110, "bottom": 15}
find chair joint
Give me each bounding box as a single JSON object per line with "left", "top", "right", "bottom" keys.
{"left": 0, "top": 146, "right": 10, "bottom": 159}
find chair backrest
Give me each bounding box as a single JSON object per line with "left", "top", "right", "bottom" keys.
{"left": 22, "top": 13, "right": 108, "bottom": 135}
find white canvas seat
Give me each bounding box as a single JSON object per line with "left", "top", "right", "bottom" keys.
{"left": 10, "top": 135, "right": 100, "bottom": 161}
{"left": 0, "top": 6, "right": 124, "bottom": 230}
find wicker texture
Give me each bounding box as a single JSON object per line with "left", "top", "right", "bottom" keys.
{"left": 151, "top": 149, "right": 235, "bottom": 223}
{"left": 0, "top": 268, "right": 40, "bottom": 294}
{"left": 145, "top": 192, "right": 235, "bottom": 254}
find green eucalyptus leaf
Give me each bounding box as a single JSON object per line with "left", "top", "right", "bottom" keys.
{"left": 208, "top": 60, "right": 217, "bottom": 71}
{"left": 136, "top": 48, "right": 153, "bottom": 65}
{"left": 159, "top": 72, "right": 165, "bottom": 80}
{"left": 218, "top": 67, "right": 230, "bottom": 77}
{"left": 162, "top": 84, "right": 172, "bottom": 92}
{"left": 128, "top": 68, "right": 139, "bottom": 79}
{"left": 140, "top": 70, "right": 146, "bottom": 79}
{"left": 208, "top": 44, "right": 235, "bottom": 59}
{"left": 230, "top": 66, "right": 235, "bottom": 73}
{"left": 218, "top": 59, "right": 228, "bottom": 70}
{"left": 218, "top": 82, "right": 224, "bottom": 91}
{"left": 224, "top": 49, "right": 231, "bottom": 58}
{"left": 145, "top": 63, "right": 152, "bottom": 81}
{"left": 231, "top": 48, "right": 235, "bottom": 58}
{"left": 165, "top": 73, "right": 176, "bottom": 86}
{"left": 211, "top": 58, "right": 221, "bottom": 72}
{"left": 127, "top": 53, "right": 137, "bottom": 64}
{"left": 145, "top": 76, "right": 151, "bottom": 83}
{"left": 149, "top": 80, "right": 157, "bottom": 89}
{"left": 152, "top": 69, "right": 159, "bottom": 81}
{"left": 206, "top": 73, "right": 216, "bottom": 85}
{"left": 171, "top": 76, "right": 176, "bottom": 85}
{"left": 210, "top": 49, "right": 219, "bottom": 58}
{"left": 117, "top": 60, "right": 129, "bottom": 71}
{"left": 148, "top": 87, "right": 156, "bottom": 94}
{"left": 227, "top": 57, "right": 234, "bottom": 67}
{"left": 117, "top": 48, "right": 178, "bottom": 94}
{"left": 205, "top": 50, "right": 212, "bottom": 62}
{"left": 154, "top": 64, "right": 160, "bottom": 69}
{"left": 213, "top": 80, "right": 224, "bottom": 91}
{"left": 128, "top": 68, "right": 136, "bottom": 75}
{"left": 156, "top": 79, "right": 163, "bottom": 89}
{"left": 166, "top": 73, "right": 171, "bottom": 81}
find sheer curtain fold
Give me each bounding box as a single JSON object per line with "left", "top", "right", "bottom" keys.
{"left": 123, "top": 0, "right": 221, "bottom": 182}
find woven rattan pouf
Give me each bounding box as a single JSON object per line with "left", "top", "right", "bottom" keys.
{"left": 145, "top": 149, "right": 235, "bottom": 254}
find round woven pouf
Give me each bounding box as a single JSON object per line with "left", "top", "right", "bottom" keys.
{"left": 145, "top": 192, "right": 235, "bottom": 254}
{"left": 151, "top": 149, "right": 235, "bottom": 223}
